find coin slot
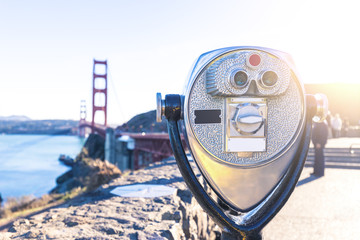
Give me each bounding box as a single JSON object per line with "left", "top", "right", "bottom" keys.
{"left": 194, "top": 109, "right": 221, "bottom": 124}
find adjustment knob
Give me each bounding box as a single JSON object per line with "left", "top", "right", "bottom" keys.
{"left": 232, "top": 103, "right": 264, "bottom": 135}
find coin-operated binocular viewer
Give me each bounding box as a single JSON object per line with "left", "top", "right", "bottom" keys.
{"left": 156, "top": 47, "right": 327, "bottom": 239}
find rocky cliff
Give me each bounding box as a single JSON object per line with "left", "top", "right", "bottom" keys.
{"left": 3, "top": 158, "right": 219, "bottom": 239}
{"left": 52, "top": 134, "right": 121, "bottom": 194}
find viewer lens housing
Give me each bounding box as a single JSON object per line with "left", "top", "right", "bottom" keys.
{"left": 261, "top": 71, "right": 278, "bottom": 87}
{"left": 231, "top": 70, "right": 248, "bottom": 88}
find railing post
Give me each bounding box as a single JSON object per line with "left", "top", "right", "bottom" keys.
{"left": 105, "top": 128, "right": 115, "bottom": 164}
{"left": 133, "top": 149, "right": 139, "bottom": 170}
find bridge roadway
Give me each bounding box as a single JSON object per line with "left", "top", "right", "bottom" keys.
{"left": 124, "top": 133, "right": 187, "bottom": 170}
{"left": 79, "top": 122, "right": 182, "bottom": 170}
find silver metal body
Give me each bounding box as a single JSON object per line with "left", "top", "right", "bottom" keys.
{"left": 182, "top": 47, "right": 306, "bottom": 211}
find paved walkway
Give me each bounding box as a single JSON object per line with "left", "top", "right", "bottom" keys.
{"left": 263, "top": 167, "right": 360, "bottom": 240}
{"left": 264, "top": 138, "right": 360, "bottom": 239}
{"left": 311, "top": 137, "right": 360, "bottom": 148}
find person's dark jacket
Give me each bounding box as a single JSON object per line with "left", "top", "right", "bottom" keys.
{"left": 312, "top": 121, "right": 328, "bottom": 148}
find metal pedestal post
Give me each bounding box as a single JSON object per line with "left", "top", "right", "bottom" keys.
{"left": 221, "top": 231, "right": 262, "bottom": 240}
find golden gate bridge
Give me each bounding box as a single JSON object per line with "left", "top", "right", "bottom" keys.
{"left": 77, "top": 59, "right": 183, "bottom": 170}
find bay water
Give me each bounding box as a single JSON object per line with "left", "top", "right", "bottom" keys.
{"left": 0, "top": 134, "right": 85, "bottom": 200}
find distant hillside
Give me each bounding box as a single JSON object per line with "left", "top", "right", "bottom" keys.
{"left": 0, "top": 119, "right": 78, "bottom": 135}
{"left": 117, "top": 110, "right": 167, "bottom": 133}
{"left": 0, "top": 115, "right": 31, "bottom": 121}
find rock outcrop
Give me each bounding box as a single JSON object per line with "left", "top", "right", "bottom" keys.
{"left": 3, "top": 158, "right": 220, "bottom": 239}
{"left": 52, "top": 134, "right": 121, "bottom": 194}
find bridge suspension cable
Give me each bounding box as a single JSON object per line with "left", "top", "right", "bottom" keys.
{"left": 107, "top": 67, "right": 126, "bottom": 124}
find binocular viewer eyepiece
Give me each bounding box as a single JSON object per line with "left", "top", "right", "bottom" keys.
{"left": 157, "top": 46, "right": 327, "bottom": 238}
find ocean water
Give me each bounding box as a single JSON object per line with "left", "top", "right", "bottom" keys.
{"left": 0, "top": 134, "right": 85, "bottom": 200}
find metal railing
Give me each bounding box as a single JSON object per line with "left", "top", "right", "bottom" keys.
{"left": 350, "top": 143, "right": 360, "bottom": 155}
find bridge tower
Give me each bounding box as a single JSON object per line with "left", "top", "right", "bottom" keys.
{"left": 92, "top": 59, "right": 108, "bottom": 132}
{"left": 78, "top": 100, "right": 87, "bottom": 137}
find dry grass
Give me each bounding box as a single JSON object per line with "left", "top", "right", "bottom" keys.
{"left": 0, "top": 187, "right": 84, "bottom": 224}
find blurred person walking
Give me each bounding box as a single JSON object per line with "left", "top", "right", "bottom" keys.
{"left": 342, "top": 117, "right": 350, "bottom": 137}
{"left": 331, "top": 114, "right": 342, "bottom": 138}
{"left": 311, "top": 121, "right": 328, "bottom": 177}
{"left": 326, "top": 111, "right": 333, "bottom": 138}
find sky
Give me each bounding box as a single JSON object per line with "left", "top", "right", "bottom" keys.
{"left": 1, "top": 0, "right": 360, "bottom": 125}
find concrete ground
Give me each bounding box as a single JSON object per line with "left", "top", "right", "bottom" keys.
{"left": 263, "top": 138, "right": 360, "bottom": 240}
{"left": 310, "top": 137, "right": 360, "bottom": 148}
